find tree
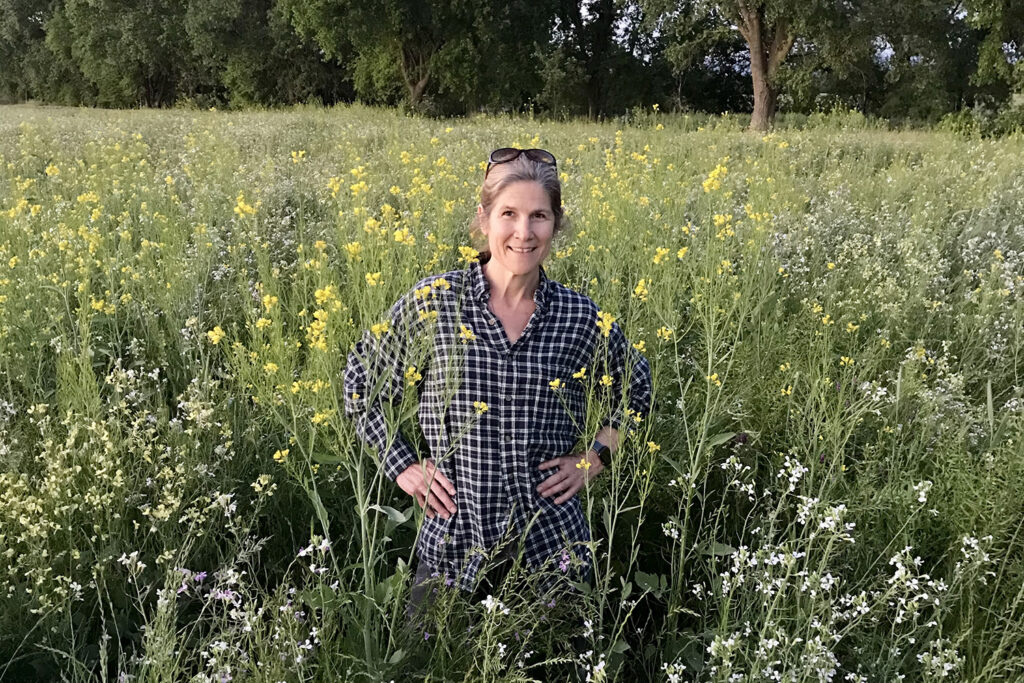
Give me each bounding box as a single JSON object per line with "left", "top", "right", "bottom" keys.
{"left": 537, "top": 0, "right": 667, "bottom": 117}
{"left": 282, "top": 0, "right": 555, "bottom": 112}
{"left": 869, "top": 1, "right": 990, "bottom": 122}
{"left": 642, "top": 0, "right": 869, "bottom": 130}
{"left": 184, "top": 0, "right": 351, "bottom": 107}
{"left": 0, "top": 0, "right": 91, "bottom": 103}
{"left": 48, "top": 0, "right": 199, "bottom": 107}
{"left": 966, "top": 0, "right": 1024, "bottom": 95}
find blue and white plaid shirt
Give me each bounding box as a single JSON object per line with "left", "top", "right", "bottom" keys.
{"left": 343, "top": 258, "right": 652, "bottom": 590}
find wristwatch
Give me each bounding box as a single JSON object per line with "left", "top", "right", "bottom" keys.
{"left": 590, "top": 437, "right": 612, "bottom": 468}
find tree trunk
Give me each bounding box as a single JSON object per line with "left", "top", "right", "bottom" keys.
{"left": 399, "top": 44, "right": 432, "bottom": 108}
{"left": 736, "top": 1, "right": 795, "bottom": 132}
{"left": 750, "top": 60, "right": 777, "bottom": 131}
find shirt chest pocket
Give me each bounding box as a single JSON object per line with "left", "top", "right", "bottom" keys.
{"left": 530, "top": 354, "right": 589, "bottom": 441}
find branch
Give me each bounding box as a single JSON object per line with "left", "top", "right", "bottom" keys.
{"left": 734, "top": 0, "right": 755, "bottom": 45}
{"left": 766, "top": 19, "right": 795, "bottom": 79}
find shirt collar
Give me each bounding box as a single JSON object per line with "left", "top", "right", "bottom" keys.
{"left": 467, "top": 256, "right": 552, "bottom": 313}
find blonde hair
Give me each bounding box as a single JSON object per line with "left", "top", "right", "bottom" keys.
{"left": 469, "top": 154, "right": 567, "bottom": 258}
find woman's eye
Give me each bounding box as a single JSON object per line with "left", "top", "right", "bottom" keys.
{"left": 501, "top": 210, "right": 514, "bottom": 217}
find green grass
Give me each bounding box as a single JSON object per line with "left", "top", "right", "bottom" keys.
{"left": 0, "top": 102, "right": 1022, "bottom": 681}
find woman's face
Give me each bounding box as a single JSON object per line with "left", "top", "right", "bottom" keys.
{"left": 478, "top": 179, "right": 556, "bottom": 280}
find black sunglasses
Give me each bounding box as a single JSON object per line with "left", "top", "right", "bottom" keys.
{"left": 485, "top": 147, "right": 557, "bottom": 177}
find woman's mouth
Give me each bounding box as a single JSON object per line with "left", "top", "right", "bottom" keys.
{"left": 508, "top": 246, "right": 536, "bottom": 253}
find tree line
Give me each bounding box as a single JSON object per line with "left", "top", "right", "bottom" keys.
{"left": 1, "top": 0, "right": 1021, "bottom": 130}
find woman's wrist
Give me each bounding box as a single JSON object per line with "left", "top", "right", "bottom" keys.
{"left": 585, "top": 448, "right": 605, "bottom": 477}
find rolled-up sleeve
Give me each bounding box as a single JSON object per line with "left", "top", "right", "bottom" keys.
{"left": 599, "top": 321, "right": 653, "bottom": 435}
{"left": 343, "top": 295, "right": 421, "bottom": 481}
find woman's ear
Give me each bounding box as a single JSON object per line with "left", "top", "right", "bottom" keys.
{"left": 476, "top": 204, "right": 487, "bottom": 234}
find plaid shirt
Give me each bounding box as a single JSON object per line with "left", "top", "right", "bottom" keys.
{"left": 343, "top": 258, "right": 652, "bottom": 590}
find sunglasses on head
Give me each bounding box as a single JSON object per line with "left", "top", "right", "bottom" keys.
{"left": 485, "top": 147, "right": 557, "bottom": 177}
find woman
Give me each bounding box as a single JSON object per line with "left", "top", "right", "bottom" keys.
{"left": 343, "top": 148, "right": 652, "bottom": 611}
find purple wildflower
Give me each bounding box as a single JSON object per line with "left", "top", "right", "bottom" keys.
{"left": 558, "top": 549, "right": 570, "bottom": 573}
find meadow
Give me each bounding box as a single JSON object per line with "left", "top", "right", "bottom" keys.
{"left": 0, "top": 103, "right": 1022, "bottom": 682}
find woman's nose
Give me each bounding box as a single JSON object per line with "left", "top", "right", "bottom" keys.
{"left": 513, "top": 217, "right": 531, "bottom": 240}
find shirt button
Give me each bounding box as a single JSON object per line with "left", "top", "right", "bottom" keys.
{"left": 502, "top": 434, "right": 512, "bottom": 443}
{"left": 503, "top": 394, "right": 512, "bottom": 403}
{"left": 488, "top": 318, "right": 496, "bottom": 326}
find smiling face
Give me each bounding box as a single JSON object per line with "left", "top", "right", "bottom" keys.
{"left": 477, "top": 179, "right": 556, "bottom": 279}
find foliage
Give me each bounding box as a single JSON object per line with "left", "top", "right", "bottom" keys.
{"left": 3, "top": 0, "right": 1024, "bottom": 124}
{"left": 1, "top": 104, "right": 1023, "bottom": 680}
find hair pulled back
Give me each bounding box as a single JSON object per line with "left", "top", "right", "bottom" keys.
{"left": 469, "top": 154, "right": 566, "bottom": 259}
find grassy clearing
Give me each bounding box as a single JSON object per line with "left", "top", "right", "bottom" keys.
{"left": 0, "top": 103, "right": 1022, "bottom": 681}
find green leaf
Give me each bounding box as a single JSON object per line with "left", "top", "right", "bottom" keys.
{"left": 611, "top": 639, "right": 630, "bottom": 654}
{"left": 635, "top": 570, "right": 666, "bottom": 596}
{"left": 298, "top": 587, "right": 347, "bottom": 611}
{"left": 368, "top": 504, "right": 411, "bottom": 524}
{"left": 701, "top": 542, "right": 737, "bottom": 557}
{"left": 706, "top": 432, "right": 736, "bottom": 448}
{"left": 311, "top": 450, "right": 343, "bottom": 464}
{"left": 388, "top": 649, "right": 405, "bottom": 665}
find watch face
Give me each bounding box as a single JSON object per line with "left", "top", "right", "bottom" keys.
{"left": 597, "top": 445, "right": 612, "bottom": 467}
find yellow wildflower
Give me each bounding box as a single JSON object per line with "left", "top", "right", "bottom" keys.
{"left": 207, "top": 326, "right": 225, "bottom": 345}
{"left": 549, "top": 378, "right": 563, "bottom": 391}
{"left": 344, "top": 241, "right": 363, "bottom": 259}
{"left": 633, "top": 279, "right": 649, "bottom": 302}
{"left": 311, "top": 410, "right": 334, "bottom": 425}
{"left": 263, "top": 362, "right": 279, "bottom": 374}
{"left": 596, "top": 311, "right": 615, "bottom": 338}
{"left": 273, "top": 449, "right": 289, "bottom": 463}
{"left": 572, "top": 367, "right": 587, "bottom": 380}
{"left": 600, "top": 374, "right": 613, "bottom": 388}
{"left": 459, "top": 324, "right": 476, "bottom": 343}
{"left": 234, "top": 192, "right": 257, "bottom": 217}
{"left": 405, "top": 365, "right": 423, "bottom": 386}
{"left": 474, "top": 401, "right": 489, "bottom": 414}
{"left": 314, "top": 285, "right": 336, "bottom": 306}
{"left": 458, "top": 245, "right": 480, "bottom": 263}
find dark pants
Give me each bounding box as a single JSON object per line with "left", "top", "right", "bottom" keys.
{"left": 406, "top": 541, "right": 521, "bottom": 618}
{"left": 404, "top": 545, "right": 592, "bottom": 679}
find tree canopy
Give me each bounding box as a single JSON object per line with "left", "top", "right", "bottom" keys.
{"left": 1, "top": 0, "right": 1021, "bottom": 129}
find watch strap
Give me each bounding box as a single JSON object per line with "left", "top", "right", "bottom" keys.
{"left": 591, "top": 437, "right": 612, "bottom": 467}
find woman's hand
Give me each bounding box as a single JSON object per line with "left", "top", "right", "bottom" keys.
{"left": 537, "top": 450, "right": 603, "bottom": 504}
{"left": 396, "top": 459, "right": 457, "bottom": 520}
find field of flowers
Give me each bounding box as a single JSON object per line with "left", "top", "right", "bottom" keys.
{"left": 0, "top": 103, "right": 1022, "bottom": 682}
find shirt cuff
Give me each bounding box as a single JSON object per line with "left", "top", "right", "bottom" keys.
{"left": 381, "top": 435, "right": 419, "bottom": 481}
